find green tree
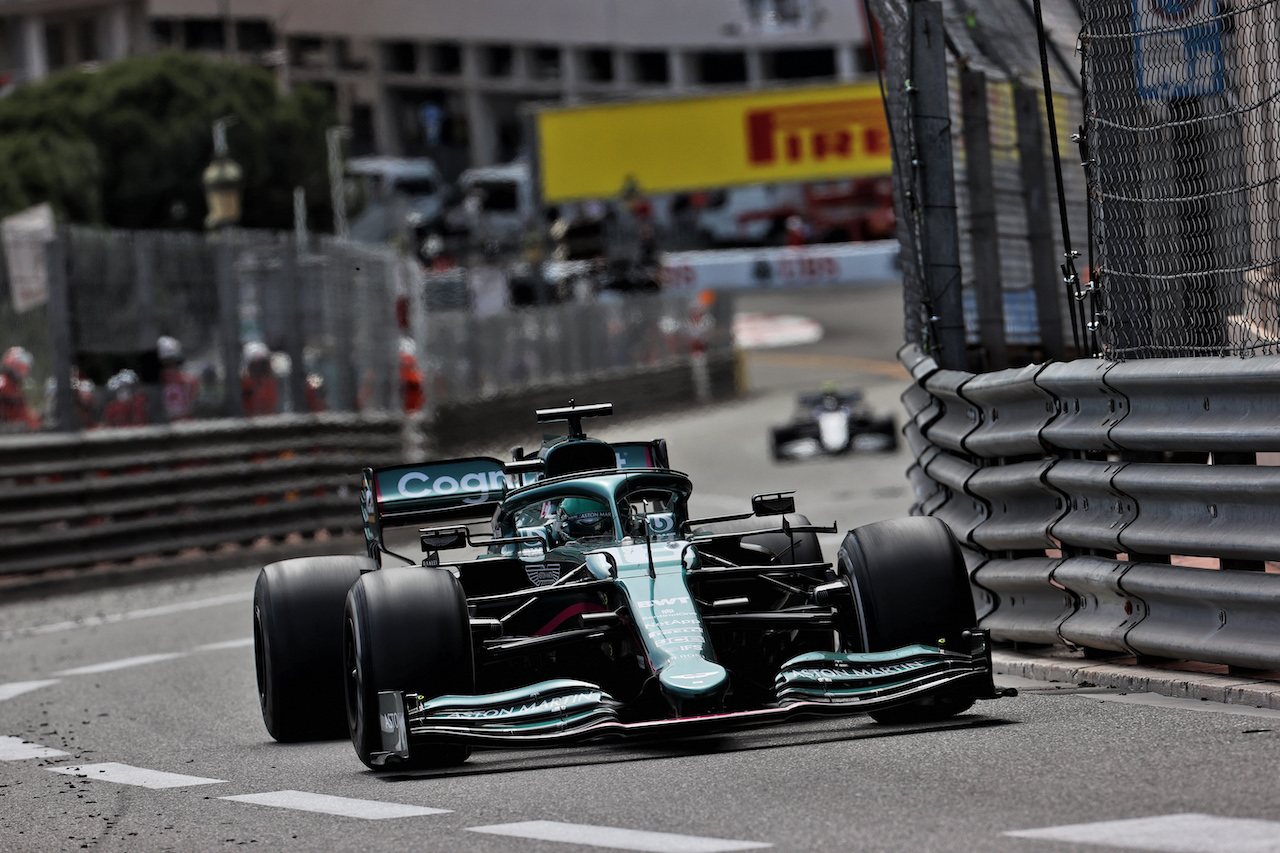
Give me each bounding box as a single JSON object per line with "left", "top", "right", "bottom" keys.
{"left": 0, "top": 52, "right": 336, "bottom": 231}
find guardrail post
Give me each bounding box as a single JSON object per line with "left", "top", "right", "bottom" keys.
{"left": 1213, "top": 450, "right": 1265, "bottom": 572}
{"left": 960, "top": 68, "right": 1008, "bottom": 370}
{"left": 910, "top": 0, "right": 967, "bottom": 371}
{"left": 1014, "top": 84, "right": 1066, "bottom": 362}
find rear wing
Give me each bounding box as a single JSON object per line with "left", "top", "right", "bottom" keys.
{"left": 362, "top": 457, "right": 534, "bottom": 555}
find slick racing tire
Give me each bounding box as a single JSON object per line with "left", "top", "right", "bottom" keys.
{"left": 836, "top": 517, "right": 977, "bottom": 724}
{"left": 689, "top": 513, "right": 822, "bottom": 566}
{"left": 344, "top": 567, "right": 474, "bottom": 770}
{"left": 254, "top": 555, "right": 372, "bottom": 742}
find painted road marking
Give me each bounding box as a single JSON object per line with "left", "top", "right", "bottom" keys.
{"left": 195, "top": 638, "right": 254, "bottom": 651}
{"left": 1006, "top": 813, "right": 1280, "bottom": 852}
{"left": 221, "top": 790, "right": 450, "bottom": 820}
{"left": 0, "top": 680, "right": 60, "bottom": 702}
{"left": 0, "top": 736, "right": 68, "bottom": 761}
{"left": 54, "top": 652, "right": 186, "bottom": 676}
{"left": 468, "top": 821, "right": 771, "bottom": 852}
{"left": 0, "top": 592, "right": 253, "bottom": 641}
{"left": 733, "top": 313, "right": 823, "bottom": 349}
{"left": 47, "top": 762, "right": 226, "bottom": 789}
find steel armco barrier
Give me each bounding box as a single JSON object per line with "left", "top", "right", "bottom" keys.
{"left": 0, "top": 414, "right": 403, "bottom": 577}
{"left": 0, "top": 352, "right": 740, "bottom": 582}
{"left": 902, "top": 342, "right": 1280, "bottom": 671}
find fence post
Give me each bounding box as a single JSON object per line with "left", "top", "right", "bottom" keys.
{"left": 45, "top": 234, "right": 75, "bottom": 432}
{"left": 280, "top": 235, "right": 308, "bottom": 413}
{"left": 133, "top": 232, "right": 165, "bottom": 424}
{"left": 910, "top": 0, "right": 967, "bottom": 370}
{"left": 960, "top": 68, "right": 1008, "bottom": 370}
{"left": 1014, "top": 85, "right": 1067, "bottom": 362}
{"left": 215, "top": 239, "right": 243, "bottom": 418}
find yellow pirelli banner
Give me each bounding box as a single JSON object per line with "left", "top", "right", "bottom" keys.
{"left": 536, "top": 83, "right": 891, "bottom": 202}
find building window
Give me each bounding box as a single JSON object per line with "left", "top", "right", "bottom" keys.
{"left": 530, "top": 46, "right": 561, "bottom": 80}
{"left": 767, "top": 47, "right": 836, "bottom": 80}
{"left": 484, "top": 45, "right": 513, "bottom": 77}
{"left": 183, "top": 18, "right": 226, "bottom": 51}
{"left": 430, "top": 42, "right": 461, "bottom": 75}
{"left": 236, "top": 20, "right": 275, "bottom": 52}
{"left": 77, "top": 19, "right": 97, "bottom": 62}
{"left": 742, "top": 0, "right": 818, "bottom": 32}
{"left": 384, "top": 41, "right": 416, "bottom": 74}
{"left": 151, "top": 19, "right": 175, "bottom": 47}
{"left": 632, "top": 51, "right": 669, "bottom": 85}
{"left": 288, "top": 35, "right": 325, "bottom": 68}
{"left": 336, "top": 38, "right": 369, "bottom": 70}
{"left": 582, "top": 49, "right": 613, "bottom": 83}
{"left": 44, "top": 24, "right": 66, "bottom": 69}
{"left": 694, "top": 51, "right": 747, "bottom": 85}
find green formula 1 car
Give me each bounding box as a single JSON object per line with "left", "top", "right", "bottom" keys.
{"left": 253, "top": 402, "right": 1007, "bottom": 770}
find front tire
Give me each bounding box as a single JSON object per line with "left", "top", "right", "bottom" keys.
{"left": 254, "top": 555, "right": 372, "bottom": 742}
{"left": 836, "top": 517, "right": 977, "bottom": 724}
{"left": 344, "top": 567, "right": 474, "bottom": 770}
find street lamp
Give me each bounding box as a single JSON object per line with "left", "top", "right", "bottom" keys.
{"left": 203, "top": 117, "right": 243, "bottom": 229}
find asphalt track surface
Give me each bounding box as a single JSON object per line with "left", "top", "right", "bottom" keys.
{"left": 5, "top": 284, "right": 1280, "bottom": 852}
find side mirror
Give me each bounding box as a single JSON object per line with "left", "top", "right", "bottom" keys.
{"left": 751, "top": 491, "right": 796, "bottom": 516}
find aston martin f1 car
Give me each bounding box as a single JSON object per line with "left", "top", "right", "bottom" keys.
{"left": 253, "top": 402, "right": 1006, "bottom": 770}
{"left": 770, "top": 387, "right": 899, "bottom": 460}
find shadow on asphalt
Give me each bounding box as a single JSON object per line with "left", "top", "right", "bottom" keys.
{"left": 371, "top": 713, "right": 1019, "bottom": 782}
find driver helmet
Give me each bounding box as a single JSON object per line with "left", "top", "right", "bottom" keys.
{"left": 106, "top": 369, "right": 138, "bottom": 398}
{"left": 157, "top": 335, "right": 182, "bottom": 363}
{"left": 2, "top": 346, "right": 33, "bottom": 379}
{"left": 556, "top": 497, "right": 612, "bottom": 540}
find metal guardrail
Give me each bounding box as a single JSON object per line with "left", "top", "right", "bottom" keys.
{"left": 0, "top": 414, "right": 403, "bottom": 576}
{"left": 902, "top": 342, "right": 1280, "bottom": 670}
{"left": 0, "top": 351, "right": 740, "bottom": 582}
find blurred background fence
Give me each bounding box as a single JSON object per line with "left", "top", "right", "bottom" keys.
{"left": 869, "top": 0, "right": 1087, "bottom": 369}
{"left": 0, "top": 226, "right": 733, "bottom": 434}
{"left": 1082, "top": 0, "right": 1280, "bottom": 359}
{"left": 875, "top": 0, "right": 1280, "bottom": 364}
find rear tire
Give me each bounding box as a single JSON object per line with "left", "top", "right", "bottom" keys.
{"left": 254, "top": 555, "right": 372, "bottom": 742}
{"left": 836, "top": 517, "right": 977, "bottom": 724}
{"left": 344, "top": 567, "right": 474, "bottom": 770}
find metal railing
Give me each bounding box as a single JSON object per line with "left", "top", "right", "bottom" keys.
{"left": 902, "top": 342, "right": 1280, "bottom": 670}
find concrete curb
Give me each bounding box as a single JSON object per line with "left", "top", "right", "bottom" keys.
{"left": 993, "top": 649, "right": 1280, "bottom": 710}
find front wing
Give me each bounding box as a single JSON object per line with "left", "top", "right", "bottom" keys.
{"left": 370, "top": 631, "right": 1004, "bottom": 765}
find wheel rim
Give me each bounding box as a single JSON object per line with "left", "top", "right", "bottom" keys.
{"left": 343, "top": 614, "right": 362, "bottom": 741}
{"left": 253, "top": 604, "right": 271, "bottom": 720}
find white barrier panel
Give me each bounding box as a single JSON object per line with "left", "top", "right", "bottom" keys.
{"left": 659, "top": 240, "right": 901, "bottom": 290}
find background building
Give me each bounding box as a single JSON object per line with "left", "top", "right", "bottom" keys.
{"left": 1, "top": 0, "right": 875, "bottom": 176}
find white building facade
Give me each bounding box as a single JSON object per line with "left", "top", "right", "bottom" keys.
{"left": 3, "top": 0, "right": 874, "bottom": 174}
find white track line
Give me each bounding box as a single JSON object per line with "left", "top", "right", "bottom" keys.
{"left": 468, "top": 821, "right": 771, "bottom": 852}
{"left": 1, "top": 592, "right": 253, "bottom": 641}
{"left": 1006, "top": 813, "right": 1280, "bottom": 852}
{"left": 47, "top": 762, "right": 226, "bottom": 789}
{"left": 221, "top": 790, "right": 450, "bottom": 820}
{"left": 0, "top": 736, "right": 68, "bottom": 761}
{"left": 194, "top": 638, "right": 254, "bottom": 651}
{"left": 0, "top": 680, "right": 60, "bottom": 702}
{"left": 54, "top": 652, "right": 186, "bottom": 676}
